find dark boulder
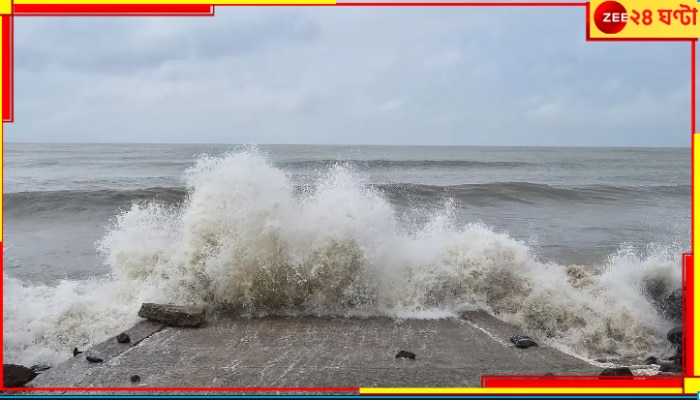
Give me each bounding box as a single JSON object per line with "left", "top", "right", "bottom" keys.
{"left": 130, "top": 375, "right": 141, "bottom": 383}
{"left": 86, "top": 356, "right": 103, "bottom": 363}
{"left": 395, "top": 350, "right": 416, "bottom": 359}
{"left": 137, "top": 303, "right": 205, "bottom": 328}
{"left": 73, "top": 347, "right": 83, "bottom": 357}
{"left": 668, "top": 326, "right": 682, "bottom": 346}
{"left": 3, "top": 364, "right": 38, "bottom": 387}
{"left": 510, "top": 334, "right": 538, "bottom": 349}
{"left": 600, "top": 367, "right": 633, "bottom": 376}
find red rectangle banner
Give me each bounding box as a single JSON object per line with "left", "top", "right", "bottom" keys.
{"left": 3, "top": 15, "right": 12, "bottom": 122}
{"left": 13, "top": 4, "right": 215, "bottom": 16}
{"left": 481, "top": 377, "right": 684, "bottom": 389}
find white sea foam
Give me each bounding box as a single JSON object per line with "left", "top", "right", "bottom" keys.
{"left": 3, "top": 149, "right": 683, "bottom": 366}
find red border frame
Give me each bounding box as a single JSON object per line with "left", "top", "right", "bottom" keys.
{"left": 0, "top": 2, "right": 694, "bottom": 394}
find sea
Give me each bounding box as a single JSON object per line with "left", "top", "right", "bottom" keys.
{"left": 2, "top": 143, "right": 691, "bottom": 368}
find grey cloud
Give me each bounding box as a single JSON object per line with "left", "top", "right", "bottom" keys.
{"left": 16, "top": 11, "right": 320, "bottom": 74}
{"left": 5, "top": 6, "right": 696, "bottom": 146}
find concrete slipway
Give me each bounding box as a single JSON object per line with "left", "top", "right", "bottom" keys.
{"left": 22, "top": 311, "right": 603, "bottom": 395}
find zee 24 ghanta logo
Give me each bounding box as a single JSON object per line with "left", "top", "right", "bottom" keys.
{"left": 593, "top": 1, "right": 698, "bottom": 34}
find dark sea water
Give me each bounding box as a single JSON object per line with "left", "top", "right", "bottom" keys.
{"left": 2, "top": 143, "right": 691, "bottom": 367}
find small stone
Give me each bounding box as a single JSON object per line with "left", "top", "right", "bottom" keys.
{"left": 137, "top": 303, "right": 205, "bottom": 328}
{"left": 86, "top": 356, "right": 103, "bottom": 363}
{"left": 116, "top": 333, "right": 130, "bottom": 344}
{"left": 395, "top": 350, "right": 416, "bottom": 359}
{"left": 3, "top": 364, "right": 38, "bottom": 387}
{"left": 667, "top": 326, "right": 682, "bottom": 346}
{"left": 73, "top": 347, "right": 83, "bottom": 357}
{"left": 130, "top": 375, "right": 141, "bottom": 383}
{"left": 510, "top": 334, "right": 538, "bottom": 349}
{"left": 599, "top": 367, "right": 633, "bottom": 376}
{"left": 544, "top": 372, "right": 555, "bottom": 376}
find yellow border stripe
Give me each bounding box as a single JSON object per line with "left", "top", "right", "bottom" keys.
{"left": 0, "top": 0, "right": 10, "bottom": 16}
{"left": 360, "top": 388, "right": 684, "bottom": 394}
{"left": 14, "top": 0, "right": 336, "bottom": 4}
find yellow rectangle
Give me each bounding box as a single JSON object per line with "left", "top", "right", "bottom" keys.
{"left": 360, "top": 387, "right": 683, "bottom": 394}
{"left": 14, "top": 0, "right": 335, "bottom": 4}
{"left": 589, "top": 0, "right": 700, "bottom": 39}
{"left": 0, "top": 0, "right": 11, "bottom": 15}
{"left": 685, "top": 377, "right": 700, "bottom": 394}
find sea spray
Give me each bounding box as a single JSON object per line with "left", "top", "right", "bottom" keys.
{"left": 4, "top": 148, "right": 682, "bottom": 366}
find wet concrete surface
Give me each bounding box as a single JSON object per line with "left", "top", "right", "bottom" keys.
{"left": 25, "top": 311, "right": 602, "bottom": 394}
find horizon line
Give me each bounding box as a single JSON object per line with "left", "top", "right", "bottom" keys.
{"left": 3, "top": 141, "right": 691, "bottom": 149}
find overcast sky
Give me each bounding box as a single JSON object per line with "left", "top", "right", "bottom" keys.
{"left": 4, "top": 4, "right": 696, "bottom": 146}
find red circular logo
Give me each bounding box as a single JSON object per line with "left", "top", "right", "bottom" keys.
{"left": 594, "top": 1, "right": 628, "bottom": 34}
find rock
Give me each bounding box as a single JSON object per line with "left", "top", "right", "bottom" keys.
{"left": 599, "top": 367, "right": 633, "bottom": 376}
{"left": 130, "top": 375, "right": 141, "bottom": 383}
{"left": 30, "top": 365, "right": 51, "bottom": 373}
{"left": 395, "top": 350, "right": 416, "bottom": 359}
{"left": 86, "top": 356, "right": 103, "bottom": 363}
{"left": 116, "top": 333, "right": 131, "bottom": 344}
{"left": 137, "top": 303, "right": 205, "bottom": 327}
{"left": 544, "top": 372, "right": 555, "bottom": 376}
{"left": 3, "top": 364, "right": 38, "bottom": 387}
{"left": 510, "top": 334, "right": 538, "bottom": 349}
{"left": 73, "top": 347, "right": 83, "bottom": 357}
{"left": 668, "top": 326, "right": 682, "bottom": 346}
{"left": 660, "top": 363, "right": 682, "bottom": 373}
